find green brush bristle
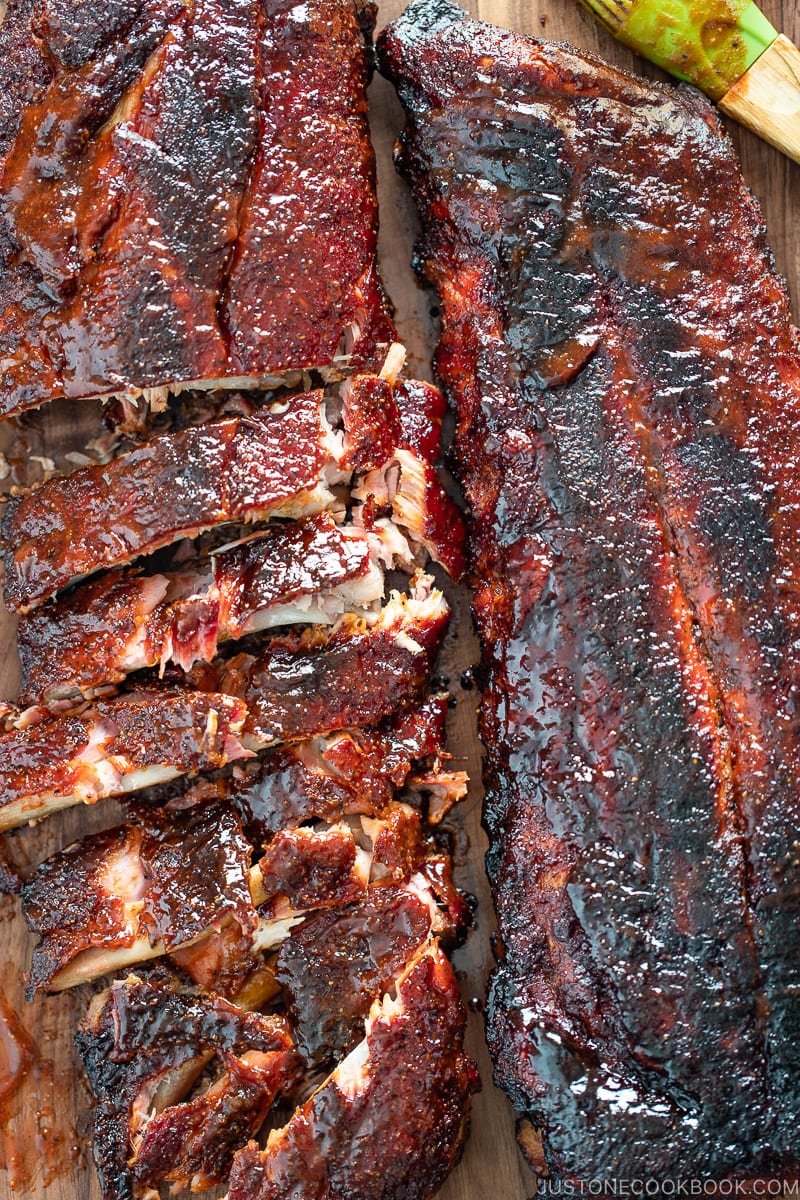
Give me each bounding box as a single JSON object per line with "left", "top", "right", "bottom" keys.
{"left": 579, "top": 0, "right": 636, "bottom": 32}
{"left": 576, "top": 0, "right": 778, "bottom": 100}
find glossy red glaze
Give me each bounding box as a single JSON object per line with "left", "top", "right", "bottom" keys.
{"left": 2, "top": 392, "right": 331, "bottom": 612}
{"left": 22, "top": 802, "right": 256, "bottom": 993}
{"left": 227, "top": 942, "right": 478, "bottom": 1200}
{"left": 0, "top": 0, "right": 394, "bottom": 418}
{"left": 380, "top": 0, "right": 800, "bottom": 1178}
{"left": 16, "top": 513, "right": 371, "bottom": 703}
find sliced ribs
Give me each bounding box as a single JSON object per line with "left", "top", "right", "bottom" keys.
{"left": 226, "top": 940, "right": 478, "bottom": 1200}
{"left": 22, "top": 797, "right": 434, "bottom": 992}
{"left": 2, "top": 392, "right": 337, "bottom": 613}
{"left": 0, "top": 0, "right": 393, "bottom": 419}
{"left": 76, "top": 974, "right": 298, "bottom": 1200}
{"left": 2, "top": 366, "right": 463, "bottom": 615}
{"left": 0, "top": 580, "right": 449, "bottom": 832}
{"left": 0, "top": 689, "right": 249, "bottom": 833}
{"left": 2, "top": 8, "right": 475, "bottom": 1200}
{"left": 379, "top": 0, "right": 800, "bottom": 1179}
{"left": 230, "top": 694, "right": 465, "bottom": 843}
{"left": 16, "top": 514, "right": 384, "bottom": 704}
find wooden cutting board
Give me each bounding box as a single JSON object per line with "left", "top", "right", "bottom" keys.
{"left": 0, "top": 1, "right": 798, "bottom": 1196}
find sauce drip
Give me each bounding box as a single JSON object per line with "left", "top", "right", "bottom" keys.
{"left": 0, "top": 972, "right": 81, "bottom": 1191}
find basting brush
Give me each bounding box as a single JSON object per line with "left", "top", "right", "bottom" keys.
{"left": 577, "top": 0, "right": 800, "bottom": 163}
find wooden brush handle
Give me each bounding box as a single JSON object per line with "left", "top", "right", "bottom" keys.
{"left": 719, "top": 34, "right": 800, "bottom": 164}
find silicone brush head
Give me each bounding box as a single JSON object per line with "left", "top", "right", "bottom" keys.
{"left": 577, "top": 0, "right": 777, "bottom": 99}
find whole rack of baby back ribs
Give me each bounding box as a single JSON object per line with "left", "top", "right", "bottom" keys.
{"left": 0, "top": 0, "right": 479, "bottom": 1197}
{"left": 379, "top": 0, "right": 800, "bottom": 1183}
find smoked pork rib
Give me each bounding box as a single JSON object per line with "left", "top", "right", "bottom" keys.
{"left": 16, "top": 514, "right": 379, "bottom": 704}
{"left": 226, "top": 941, "right": 478, "bottom": 1200}
{"left": 217, "top": 578, "right": 449, "bottom": 745}
{"left": 76, "top": 975, "right": 298, "bottom": 1200}
{"left": 380, "top": 0, "right": 800, "bottom": 1178}
{"left": 0, "top": 689, "right": 249, "bottom": 833}
{"left": 0, "top": 0, "right": 393, "bottom": 419}
{"left": 222, "top": 0, "right": 393, "bottom": 376}
{"left": 1, "top": 391, "right": 336, "bottom": 613}
{"left": 22, "top": 802, "right": 258, "bottom": 994}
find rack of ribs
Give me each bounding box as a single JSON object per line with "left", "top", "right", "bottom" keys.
{"left": 379, "top": 0, "right": 800, "bottom": 1181}
{"left": 0, "top": 2, "right": 477, "bottom": 1197}
{"left": 0, "top": 0, "right": 394, "bottom": 419}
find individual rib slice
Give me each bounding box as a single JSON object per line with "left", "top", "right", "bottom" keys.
{"left": 76, "top": 975, "right": 298, "bottom": 1200}
{"left": 16, "top": 514, "right": 383, "bottom": 704}
{"left": 225, "top": 940, "right": 479, "bottom": 1200}
{"left": 2, "top": 391, "right": 337, "bottom": 613}
{"left": 22, "top": 801, "right": 429, "bottom": 992}
{"left": 229, "top": 693, "right": 466, "bottom": 844}
{"left": 275, "top": 871, "right": 468, "bottom": 1067}
{"left": 344, "top": 371, "right": 467, "bottom": 580}
{"left": 0, "top": 0, "right": 394, "bottom": 420}
{"left": 212, "top": 576, "right": 449, "bottom": 746}
{"left": 0, "top": 689, "right": 248, "bottom": 833}
{"left": 379, "top": 0, "right": 800, "bottom": 1179}
{"left": 22, "top": 802, "right": 257, "bottom": 994}
{"left": 223, "top": 0, "right": 394, "bottom": 379}
{"left": 0, "top": 581, "right": 449, "bottom": 833}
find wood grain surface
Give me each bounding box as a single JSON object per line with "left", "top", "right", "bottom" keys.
{"left": 1, "top": 1, "right": 798, "bottom": 1197}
